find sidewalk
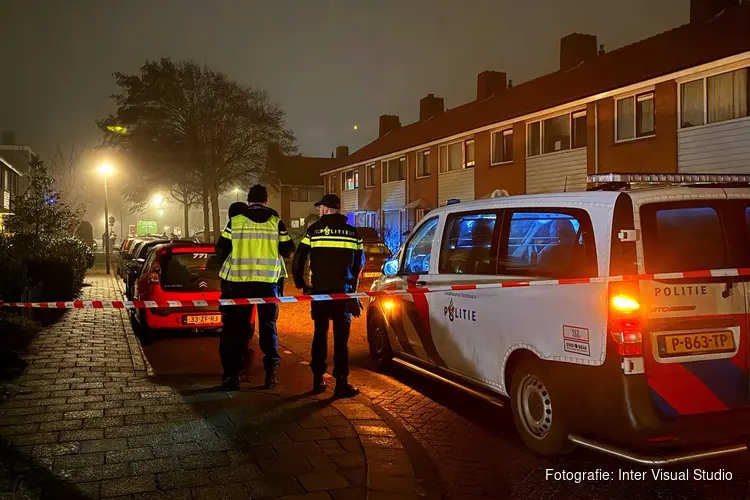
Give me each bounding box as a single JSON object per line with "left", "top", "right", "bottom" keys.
{"left": 0, "top": 274, "right": 428, "bottom": 500}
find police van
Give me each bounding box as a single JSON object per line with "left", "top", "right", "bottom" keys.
{"left": 366, "top": 173, "right": 750, "bottom": 465}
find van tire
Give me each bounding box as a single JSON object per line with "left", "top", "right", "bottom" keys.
{"left": 367, "top": 309, "right": 393, "bottom": 369}
{"left": 510, "top": 358, "right": 573, "bottom": 456}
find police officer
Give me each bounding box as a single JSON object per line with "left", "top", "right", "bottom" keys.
{"left": 215, "top": 185, "right": 295, "bottom": 390}
{"left": 292, "top": 194, "right": 364, "bottom": 398}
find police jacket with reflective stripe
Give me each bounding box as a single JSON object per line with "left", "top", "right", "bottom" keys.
{"left": 215, "top": 204, "right": 295, "bottom": 283}
{"left": 292, "top": 214, "right": 364, "bottom": 293}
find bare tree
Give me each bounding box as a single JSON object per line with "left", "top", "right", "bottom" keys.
{"left": 47, "top": 144, "right": 88, "bottom": 217}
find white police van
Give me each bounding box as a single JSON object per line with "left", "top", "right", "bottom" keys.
{"left": 367, "top": 173, "right": 750, "bottom": 464}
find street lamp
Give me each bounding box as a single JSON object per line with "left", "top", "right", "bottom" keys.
{"left": 151, "top": 193, "right": 165, "bottom": 207}
{"left": 97, "top": 162, "right": 115, "bottom": 274}
{"left": 233, "top": 187, "right": 240, "bottom": 202}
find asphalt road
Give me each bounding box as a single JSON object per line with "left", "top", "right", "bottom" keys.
{"left": 140, "top": 299, "right": 750, "bottom": 500}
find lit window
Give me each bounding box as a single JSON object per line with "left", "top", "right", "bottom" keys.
{"left": 291, "top": 219, "right": 300, "bottom": 229}
{"left": 342, "top": 169, "right": 358, "bottom": 191}
{"left": 417, "top": 150, "right": 430, "bottom": 177}
{"left": 491, "top": 129, "right": 513, "bottom": 164}
{"left": 680, "top": 67, "right": 749, "bottom": 128}
{"left": 381, "top": 157, "right": 406, "bottom": 183}
{"left": 438, "top": 141, "right": 468, "bottom": 172}
{"left": 617, "top": 92, "right": 654, "bottom": 140}
{"left": 527, "top": 110, "right": 587, "bottom": 156}
{"left": 464, "top": 140, "right": 475, "bottom": 168}
{"left": 527, "top": 122, "right": 541, "bottom": 157}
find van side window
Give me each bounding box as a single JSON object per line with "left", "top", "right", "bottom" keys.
{"left": 498, "top": 209, "right": 596, "bottom": 278}
{"left": 402, "top": 217, "right": 439, "bottom": 275}
{"left": 438, "top": 211, "right": 499, "bottom": 275}
{"left": 641, "top": 205, "right": 727, "bottom": 273}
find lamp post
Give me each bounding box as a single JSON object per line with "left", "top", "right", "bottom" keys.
{"left": 97, "top": 162, "right": 114, "bottom": 274}
{"left": 233, "top": 187, "right": 240, "bottom": 202}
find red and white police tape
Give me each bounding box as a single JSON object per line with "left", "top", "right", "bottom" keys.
{"left": 1, "top": 267, "right": 749, "bottom": 310}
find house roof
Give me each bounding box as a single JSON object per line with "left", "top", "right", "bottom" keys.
{"left": 275, "top": 155, "right": 336, "bottom": 186}
{"left": 327, "top": 3, "right": 750, "bottom": 172}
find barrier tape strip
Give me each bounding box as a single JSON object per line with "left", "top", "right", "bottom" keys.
{"left": 1, "top": 267, "right": 749, "bottom": 310}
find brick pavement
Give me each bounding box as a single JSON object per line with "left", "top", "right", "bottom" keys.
{"left": 0, "top": 274, "right": 423, "bottom": 500}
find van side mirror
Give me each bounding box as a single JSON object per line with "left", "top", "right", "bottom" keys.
{"left": 382, "top": 258, "right": 399, "bottom": 277}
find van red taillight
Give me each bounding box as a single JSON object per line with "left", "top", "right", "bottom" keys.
{"left": 608, "top": 283, "right": 643, "bottom": 357}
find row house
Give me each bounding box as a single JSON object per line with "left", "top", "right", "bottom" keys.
{"left": 0, "top": 134, "right": 33, "bottom": 231}
{"left": 321, "top": 0, "right": 750, "bottom": 247}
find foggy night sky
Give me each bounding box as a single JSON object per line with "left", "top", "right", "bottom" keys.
{"left": 1, "top": 0, "right": 688, "bottom": 160}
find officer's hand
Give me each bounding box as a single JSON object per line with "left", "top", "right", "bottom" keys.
{"left": 347, "top": 298, "right": 363, "bottom": 318}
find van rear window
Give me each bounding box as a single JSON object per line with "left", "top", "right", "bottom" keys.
{"left": 641, "top": 205, "right": 728, "bottom": 273}
{"left": 161, "top": 252, "right": 220, "bottom": 291}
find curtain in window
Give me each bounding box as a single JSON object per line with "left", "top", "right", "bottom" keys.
{"left": 637, "top": 96, "right": 655, "bottom": 136}
{"left": 707, "top": 69, "right": 747, "bottom": 123}
{"left": 617, "top": 97, "right": 635, "bottom": 140}
{"left": 448, "top": 143, "right": 462, "bottom": 171}
{"left": 681, "top": 79, "right": 705, "bottom": 127}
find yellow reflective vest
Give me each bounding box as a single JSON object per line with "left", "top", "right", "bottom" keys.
{"left": 218, "top": 213, "right": 292, "bottom": 283}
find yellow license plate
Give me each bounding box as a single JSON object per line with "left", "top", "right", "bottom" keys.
{"left": 185, "top": 314, "right": 222, "bottom": 326}
{"left": 363, "top": 272, "right": 380, "bottom": 278}
{"left": 658, "top": 331, "right": 735, "bottom": 358}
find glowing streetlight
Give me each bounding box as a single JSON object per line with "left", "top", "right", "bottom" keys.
{"left": 106, "top": 125, "right": 129, "bottom": 135}
{"left": 151, "top": 193, "right": 165, "bottom": 206}
{"left": 233, "top": 186, "right": 240, "bottom": 202}
{"left": 97, "top": 162, "right": 115, "bottom": 274}
{"left": 353, "top": 125, "right": 359, "bottom": 131}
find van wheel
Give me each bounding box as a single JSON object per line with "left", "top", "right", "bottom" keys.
{"left": 510, "top": 358, "right": 573, "bottom": 456}
{"left": 367, "top": 309, "right": 392, "bottom": 369}
{"left": 137, "top": 310, "right": 154, "bottom": 346}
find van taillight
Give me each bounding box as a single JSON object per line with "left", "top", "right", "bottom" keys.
{"left": 608, "top": 282, "right": 642, "bottom": 357}
{"left": 148, "top": 264, "right": 161, "bottom": 284}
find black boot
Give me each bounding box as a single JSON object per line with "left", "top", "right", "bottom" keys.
{"left": 264, "top": 368, "right": 278, "bottom": 390}
{"left": 312, "top": 374, "right": 326, "bottom": 394}
{"left": 239, "top": 348, "right": 254, "bottom": 384}
{"left": 333, "top": 378, "right": 359, "bottom": 399}
{"left": 222, "top": 374, "right": 239, "bottom": 391}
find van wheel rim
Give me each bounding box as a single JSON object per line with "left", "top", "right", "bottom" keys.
{"left": 517, "top": 374, "right": 552, "bottom": 439}
{"left": 371, "top": 323, "right": 388, "bottom": 357}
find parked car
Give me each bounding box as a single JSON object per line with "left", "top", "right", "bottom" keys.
{"left": 124, "top": 239, "right": 171, "bottom": 298}
{"left": 131, "top": 241, "right": 255, "bottom": 343}
{"left": 357, "top": 228, "right": 392, "bottom": 286}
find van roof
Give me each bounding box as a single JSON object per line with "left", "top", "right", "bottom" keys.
{"left": 431, "top": 191, "right": 623, "bottom": 216}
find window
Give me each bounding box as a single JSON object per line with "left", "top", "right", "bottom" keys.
{"left": 366, "top": 164, "right": 376, "bottom": 187}
{"left": 439, "top": 211, "right": 498, "bottom": 275}
{"left": 162, "top": 252, "right": 220, "bottom": 291}
{"left": 290, "top": 188, "right": 308, "bottom": 202}
{"left": 291, "top": 219, "right": 300, "bottom": 229}
{"left": 499, "top": 210, "right": 596, "bottom": 278}
{"left": 439, "top": 140, "right": 472, "bottom": 173}
{"left": 342, "top": 169, "right": 358, "bottom": 191}
{"left": 417, "top": 150, "right": 430, "bottom": 177}
{"left": 491, "top": 129, "right": 513, "bottom": 164}
{"left": 572, "top": 111, "right": 587, "bottom": 149}
{"left": 681, "top": 68, "right": 749, "bottom": 128}
{"left": 415, "top": 208, "right": 429, "bottom": 224}
{"left": 402, "top": 217, "right": 439, "bottom": 275}
{"left": 641, "top": 205, "right": 727, "bottom": 273}
{"left": 381, "top": 157, "right": 405, "bottom": 183}
{"left": 326, "top": 175, "right": 336, "bottom": 194}
{"left": 617, "top": 92, "right": 655, "bottom": 141}
{"left": 527, "top": 111, "right": 587, "bottom": 157}
{"left": 527, "top": 122, "right": 541, "bottom": 157}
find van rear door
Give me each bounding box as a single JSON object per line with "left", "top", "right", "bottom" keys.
{"left": 637, "top": 189, "right": 750, "bottom": 417}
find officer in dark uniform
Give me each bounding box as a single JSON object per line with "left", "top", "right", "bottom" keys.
{"left": 292, "top": 194, "right": 364, "bottom": 398}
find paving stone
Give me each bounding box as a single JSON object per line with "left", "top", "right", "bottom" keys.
{"left": 81, "top": 438, "right": 129, "bottom": 453}
{"left": 287, "top": 427, "right": 332, "bottom": 442}
{"left": 60, "top": 428, "right": 105, "bottom": 442}
{"left": 106, "top": 447, "right": 154, "bottom": 463}
{"left": 54, "top": 452, "right": 106, "bottom": 469}
{"left": 328, "top": 427, "right": 356, "bottom": 439}
{"left": 65, "top": 409, "right": 104, "bottom": 420}
{"left": 157, "top": 469, "right": 211, "bottom": 489}
{"left": 244, "top": 477, "right": 304, "bottom": 498}
{"left": 101, "top": 474, "right": 157, "bottom": 497}
{"left": 192, "top": 483, "right": 250, "bottom": 500}
{"left": 353, "top": 424, "right": 396, "bottom": 437}
{"left": 66, "top": 463, "right": 131, "bottom": 482}
{"left": 259, "top": 456, "right": 313, "bottom": 477}
{"left": 39, "top": 419, "right": 83, "bottom": 432}
{"left": 134, "top": 489, "right": 192, "bottom": 500}
{"left": 152, "top": 441, "right": 202, "bottom": 458}
{"left": 75, "top": 481, "right": 102, "bottom": 498}
{"left": 359, "top": 435, "right": 402, "bottom": 449}
{"left": 280, "top": 492, "right": 333, "bottom": 500}
{"left": 179, "top": 451, "right": 230, "bottom": 470}
{"left": 330, "top": 452, "right": 366, "bottom": 469}
{"left": 0, "top": 423, "right": 40, "bottom": 435}
{"left": 11, "top": 432, "right": 59, "bottom": 446}
{"left": 127, "top": 434, "right": 174, "bottom": 448}
{"left": 297, "top": 472, "right": 350, "bottom": 492}
{"left": 273, "top": 441, "right": 321, "bottom": 458}
{"left": 31, "top": 441, "right": 81, "bottom": 457}
{"left": 209, "top": 462, "right": 263, "bottom": 484}
{"left": 330, "top": 487, "right": 367, "bottom": 500}
{"left": 331, "top": 404, "right": 379, "bottom": 420}
{"left": 338, "top": 467, "right": 366, "bottom": 487}
{"left": 84, "top": 416, "right": 126, "bottom": 429}
{"left": 130, "top": 457, "right": 180, "bottom": 475}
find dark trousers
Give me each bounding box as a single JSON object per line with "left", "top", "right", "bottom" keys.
{"left": 220, "top": 281, "right": 279, "bottom": 378}
{"left": 310, "top": 300, "right": 352, "bottom": 380}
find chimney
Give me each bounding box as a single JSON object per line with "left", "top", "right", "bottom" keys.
{"left": 560, "top": 33, "right": 598, "bottom": 71}
{"left": 1, "top": 131, "right": 15, "bottom": 145}
{"left": 419, "top": 94, "right": 444, "bottom": 121}
{"left": 598, "top": 44, "right": 606, "bottom": 55}
{"left": 690, "top": 0, "right": 739, "bottom": 23}
{"left": 476, "top": 71, "right": 507, "bottom": 101}
{"left": 335, "top": 145, "right": 349, "bottom": 159}
{"left": 379, "top": 115, "right": 401, "bottom": 137}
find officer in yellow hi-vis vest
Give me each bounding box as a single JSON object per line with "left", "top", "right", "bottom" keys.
{"left": 292, "top": 194, "right": 365, "bottom": 398}
{"left": 215, "top": 185, "right": 295, "bottom": 390}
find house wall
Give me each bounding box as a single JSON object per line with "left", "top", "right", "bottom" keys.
{"left": 678, "top": 117, "right": 750, "bottom": 174}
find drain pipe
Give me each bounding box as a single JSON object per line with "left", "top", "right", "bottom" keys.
{"left": 594, "top": 101, "right": 599, "bottom": 174}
